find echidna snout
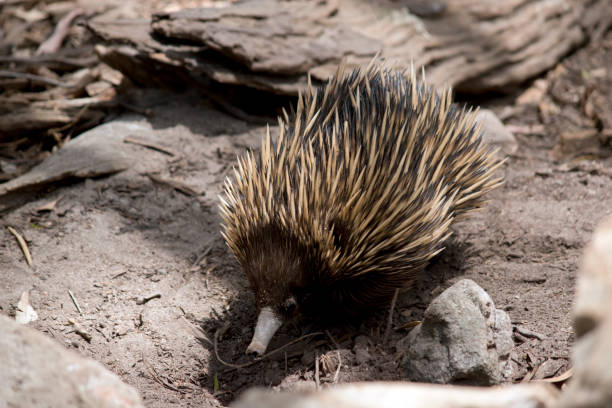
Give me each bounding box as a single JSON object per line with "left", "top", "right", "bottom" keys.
{"left": 220, "top": 62, "right": 504, "bottom": 357}
{"left": 245, "top": 307, "right": 283, "bottom": 357}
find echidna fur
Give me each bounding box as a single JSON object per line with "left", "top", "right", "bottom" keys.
{"left": 219, "top": 62, "right": 503, "bottom": 353}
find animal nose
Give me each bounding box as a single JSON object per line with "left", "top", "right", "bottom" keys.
{"left": 245, "top": 339, "right": 266, "bottom": 357}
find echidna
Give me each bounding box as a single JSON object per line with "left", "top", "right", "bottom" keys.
{"left": 219, "top": 62, "right": 503, "bottom": 356}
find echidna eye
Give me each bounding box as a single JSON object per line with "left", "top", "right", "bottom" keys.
{"left": 283, "top": 296, "right": 297, "bottom": 314}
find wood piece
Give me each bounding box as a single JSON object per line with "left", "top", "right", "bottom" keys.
{"left": 36, "top": 8, "right": 85, "bottom": 55}
{"left": 88, "top": 0, "right": 612, "bottom": 100}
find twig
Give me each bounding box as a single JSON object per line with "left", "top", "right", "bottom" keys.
{"left": 325, "top": 330, "right": 340, "bottom": 349}
{"left": 0, "top": 54, "right": 98, "bottom": 69}
{"left": 397, "top": 320, "right": 421, "bottom": 330}
{"left": 124, "top": 136, "right": 178, "bottom": 157}
{"left": 7, "top": 226, "right": 32, "bottom": 266}
{"left": 146, "top": 173, "right": 198, "bottom": 197}
{"left": 36, "top": 194, "right": 64, "bottom": 212}
{"left": 332, "top": 351, "right": 342, "bottom": 383}
{"left": 111, "top": 271, "right": 127, "bottom": 279}
{"left": 192, "top": 244, "right": 213, "bottom": 267}
{"left": 94, "top": 326, "right": 111, "bottom": 342}
{"left": 117, "top": 101, "right": 154, "bottom": 117}
{"left": 521, "top": 361, "right": 542, "bottom": 383}
{"left": 315, "top": 353, "right": 320, "bottom": 389}
{"left": 47, "top": 105, "right": 90, "bottom": 142}
{"left": 0, "top": 70, "right": 72, "bottom": 88}
{"left": 142, "top": 354, "right": 183, "bottom": 393}
{"left": 537, "top": 367, "right": 573, "bottom": 383}
{"left": 284, "top": 352, "right": 288, "bottom": 374}
{"left": 180, "top": 316, "right": 213, "bottom": 346}
{"left": 514, "top": 326, "right": 547, "bottom": 341}
{"left": 68, "top": 290, "right": 83, "bottom": 316}
{"left": 383, "top": 288, "right": 399, "bottom": 345}
{"left": 37, "top": 8, "right": 85, "bottom": 55}
{"left": 136, "top": 293, "right": 161, "bottom": 305}
{"left": 214, "top": 328, "right": 324, "bottom": 369}
{"left": 68, "top": 319, "right": 92, "bottom": 342}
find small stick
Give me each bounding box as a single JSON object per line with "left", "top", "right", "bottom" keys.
{"left": 68, "top": 319, "right": 92, "bottom": 342}
{"left": 94, "top": 326, "right": 111, "bottom": 342}
{"left": 315, "top": 353, "right": 320, "bottom": 389}
{"left": 332, "top": 351, "right": 342, "bottom": 383}
{"left": 36, "top": 8, "right": 85, "bottom": 55}
{"left": 111, "top": 271, "right": 127, "bottom": 279}
{"left": 538, "top": 367, "right": 573, "bottom": 383}
{"left": 514, "top": 326, "right": 547, "bottom": 341}
{"left": 0, "top": 70, "right": 72, "bottom": 88}
{"left": 284, "top": 352, "right": 288, "bottom": 374}
{"left": 136, "top": 293, "right": 161, "bottom": 305}
{"left": 146, "top": 173, "right": 198, "bottom": 197}
{"left": 192, "top": 245, "right": 213, "bottom": 267}
{"left": 7, "top": 226, "right": 32, "bottom": 266}
{"left": 0, "top": 54, "right": 97, "bottom": 68}
{"left": 68, "top": 290, "right": 83, "bottom": 316}
{"left": 36, "top": 194, "right": 64, "bottom": 212}
{"left": 325, "top": 330, "right": 341, "bottom": 349}
{"left": 142, "top": 354, "right": 182, "bottom": 393}
{"left": 124, "top": 136, "right": 179, "bottom": 157}
{"left": 383, "top": 288, "right": 399, "bottom": 345}
{"left": 214, "top": 329, "right": 324, "bottom": 369}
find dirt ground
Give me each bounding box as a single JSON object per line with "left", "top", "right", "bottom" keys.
{"left": 2, "top": 24, "right": 612, "bottom": 408}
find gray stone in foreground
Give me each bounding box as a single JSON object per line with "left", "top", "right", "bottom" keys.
{"left": 402, "top": 279, "right": 513, "bottom": 385}
{"left": 231, "top": 382, "right": 558, "bottom": 408}
{"left": 476, "top": 109, "right": 518, "bottom": 157}
{"left": 559, "top": 214, "right": 612, "bottom": 408}
{"left": 0, "top": 314, "right": 143, "bottom": 408}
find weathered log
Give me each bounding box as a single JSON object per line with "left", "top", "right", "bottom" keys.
{"left": 88, "top": 0, "right": 611, "bottom": 100}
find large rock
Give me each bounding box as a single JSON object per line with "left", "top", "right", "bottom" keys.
{"left": 232, "top": 382, "right": 558, "bottom": 408}
{"left": 559, "top": 215, "right": 612, "bottom": 408}
{"left": 0, "top": 314, "right": 144, "bottom": 408}
{"left": 402, "top": 279, "right": 513, "bottom": 385}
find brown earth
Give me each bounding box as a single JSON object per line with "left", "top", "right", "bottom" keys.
{"left": 2, "top": 29, "right": 612, "bottom": 408}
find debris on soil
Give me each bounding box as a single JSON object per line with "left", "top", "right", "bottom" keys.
{"left": 0, "top": 1, "right": 129, "bottom": 183}
{"left": 15, "top": 292, "right": 38, "bottom": 325}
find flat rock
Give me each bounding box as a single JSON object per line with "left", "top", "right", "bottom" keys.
{"left": 0, "top": 117, "right": 149, "bottom": 211}
{"left": 0, "top": 314, "right": 144, "bottom": 408}
{"left": 402, "top": 279, "right": 513, "bottom": 385}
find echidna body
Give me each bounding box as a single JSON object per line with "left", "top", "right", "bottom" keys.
{"left": 220, "top": 63, "right": 503, "bottom": 356}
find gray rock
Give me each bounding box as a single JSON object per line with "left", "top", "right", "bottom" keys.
{"left": 476, "top": 109, "right": 518, "bottom": 156}
{"left": 0, "top": 117, "right": 148, "bottom": 200}
{"left": 0, "top": 314, "right": 144, "bottom": 408}
{"left": 402, "top": 279, "right": 512, "bottom": 385}
{"left": 559, "top": 215, "right": 612, "bottom": 408}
